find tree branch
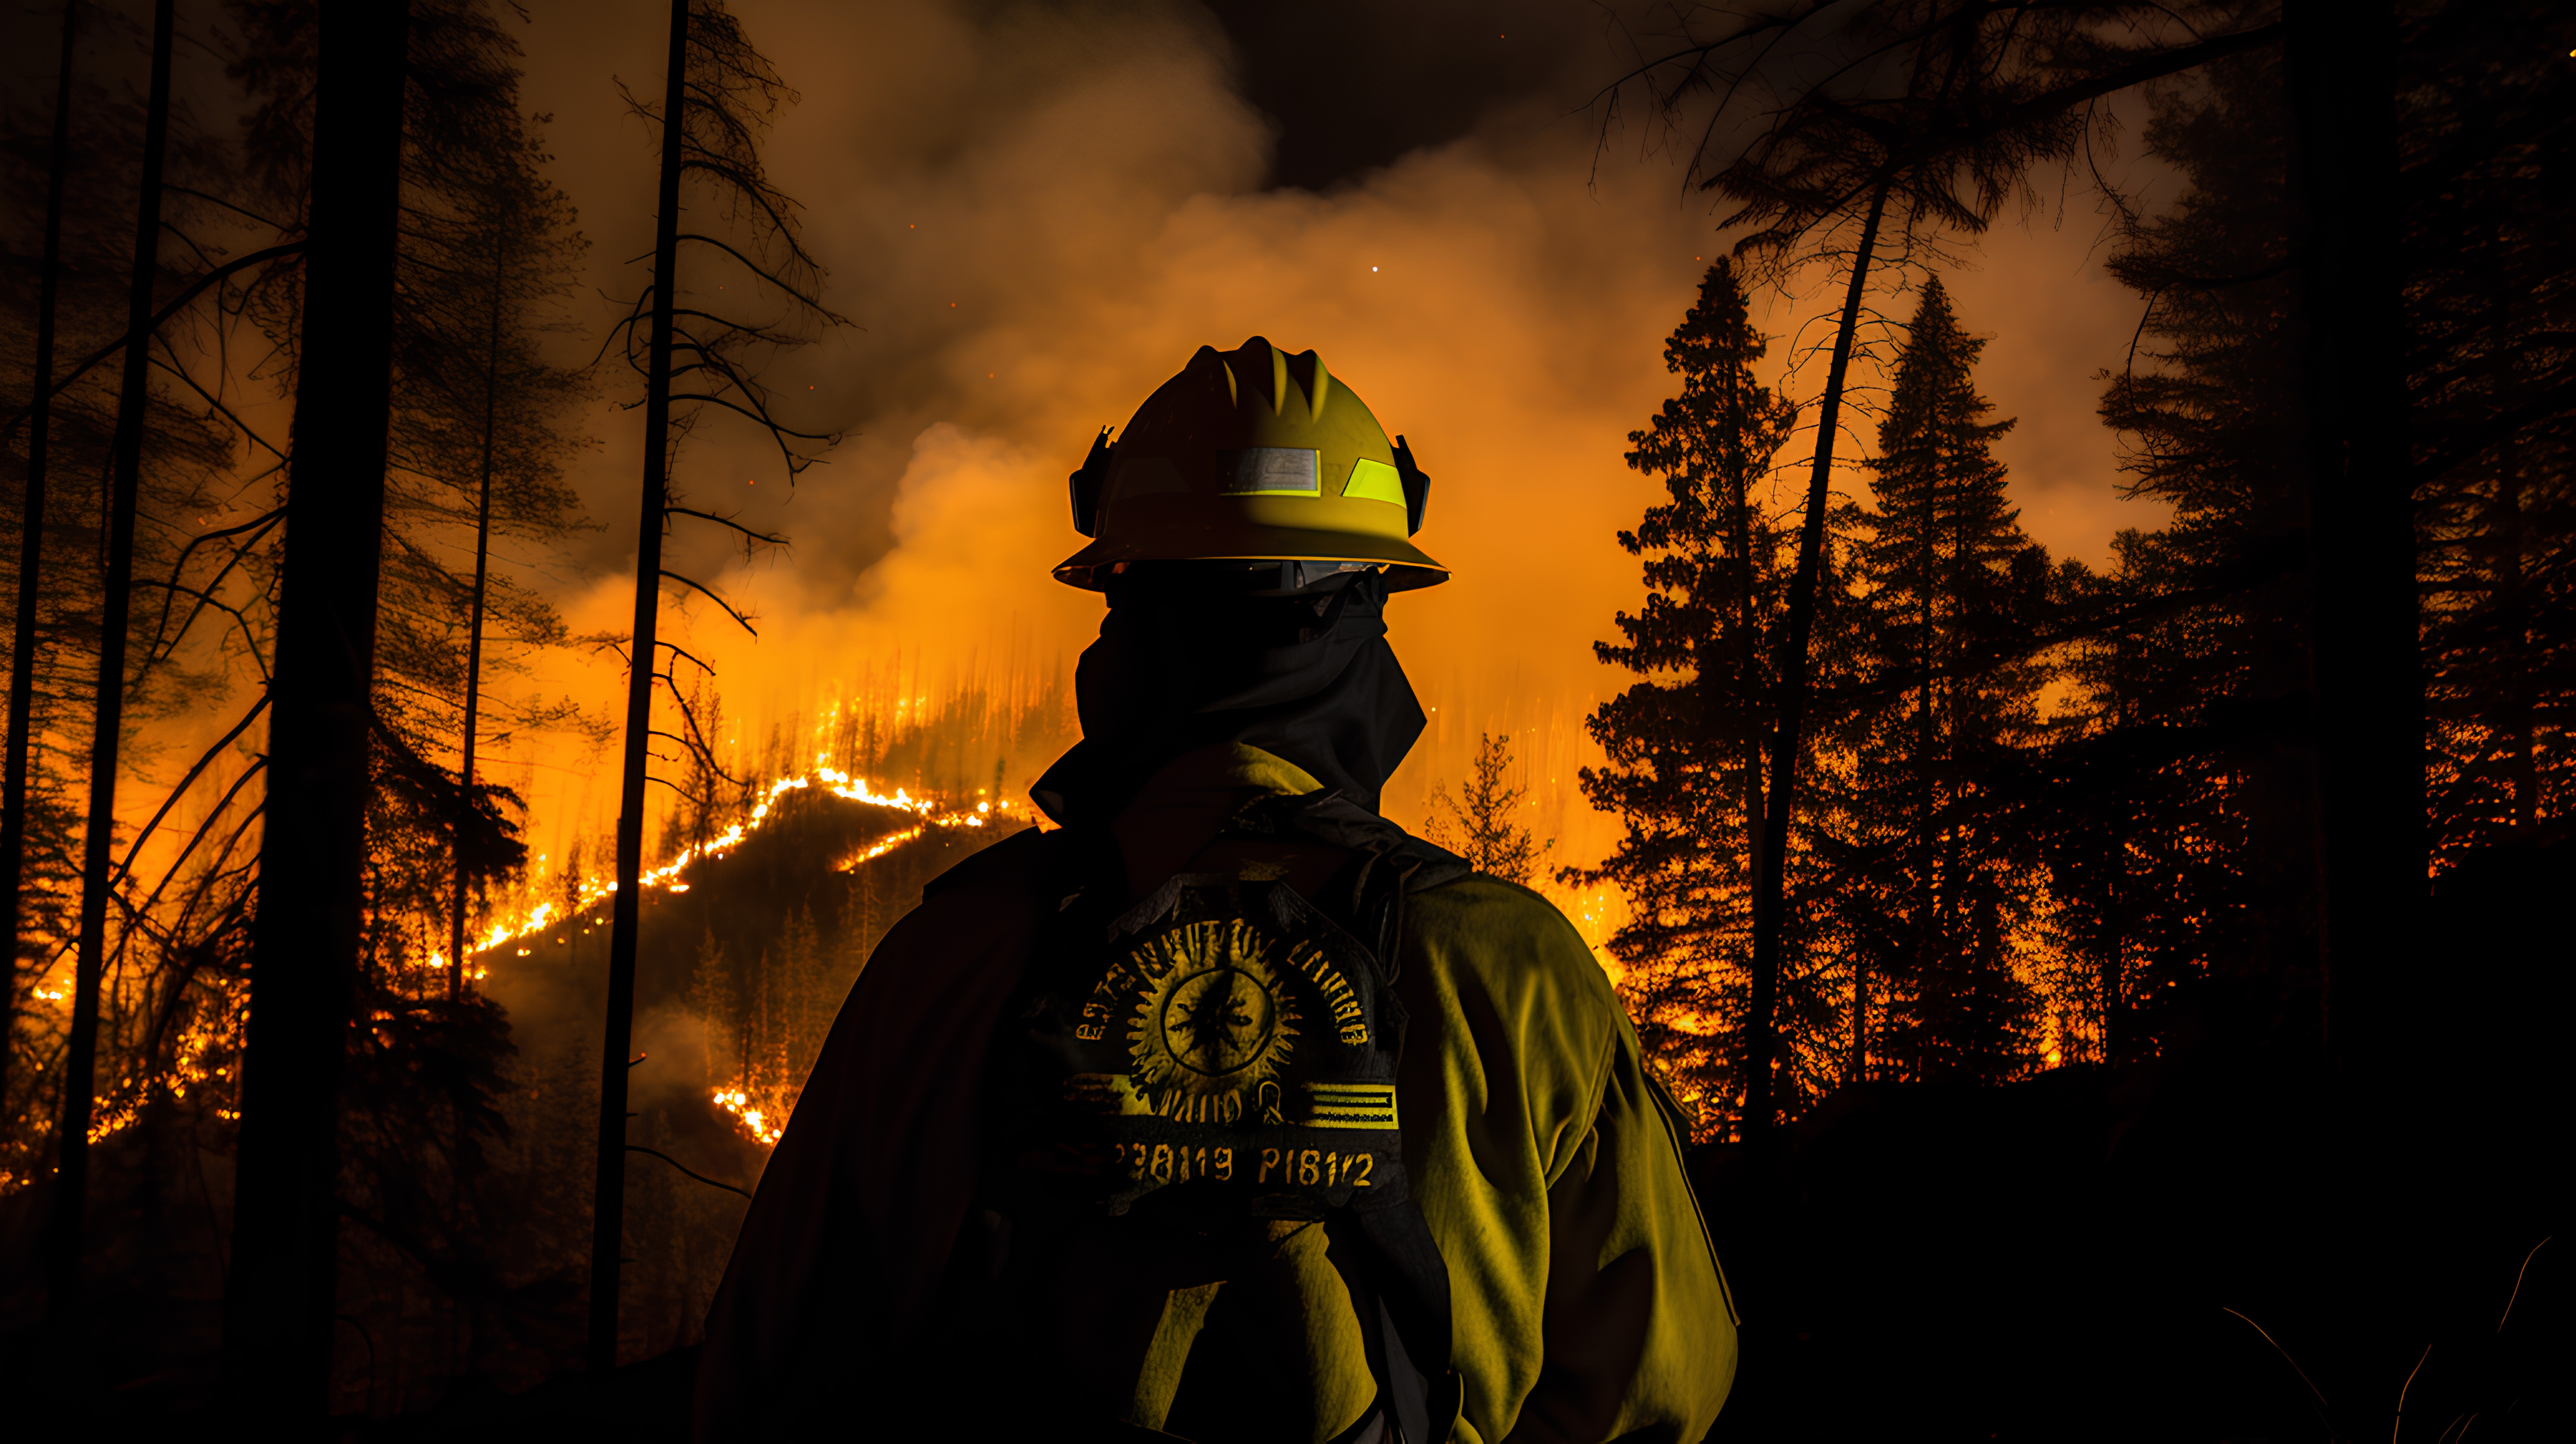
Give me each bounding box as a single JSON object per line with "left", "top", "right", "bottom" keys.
{"left": 659, "top": 569, "right": 757, "bottom": 635}
{"left": 0, "top": 242, "right": 307, "bottom": 437}
{"left": 626, "top": 1144, "right": 751, "bottom": 1198}
{"left": 666, "top": 505, "right": 787, "bottom": 548}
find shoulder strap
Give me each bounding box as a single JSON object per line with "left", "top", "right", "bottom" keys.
{"left": 1227, "top": 792, "right": 1467, "bottom": 1438}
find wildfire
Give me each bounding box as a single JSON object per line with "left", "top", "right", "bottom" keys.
{"left": 836, "top": 825, "right": 925, "bottom": 871}
{"left": 423, "top": 764, "right": 996, "bottom": 981}
{"left": 413, "top": 761, "right": 1009, "bottom": 1149}
{"left": 710, "top": 1087, "right": 784, "bottom": 1146}
{"left": 6, "top": 755, "right": 1003, "bottom": 1189}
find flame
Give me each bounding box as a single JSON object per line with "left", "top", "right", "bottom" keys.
{"left": 1, "top": 758, "right": 1006, "bottom": 1190}
{"left": 421, "top": 764, "right": 999, "bottom": 983}
{"left": 837, "top": 825, "right": 925, "bottom": 871}
{"left": 710, "top": 1087, "right": 784, "bottom": 1146}
{"left": 418, "top": 763, "right": 1007, "bottom": 1149}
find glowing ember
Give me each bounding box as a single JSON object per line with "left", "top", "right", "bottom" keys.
{"left": 710, "top": 1087, "right": 784, "bottom": 1146}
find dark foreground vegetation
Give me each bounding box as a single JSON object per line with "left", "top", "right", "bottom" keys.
{"left": 1700, "top": 844, "right": 2568, "bottom": 1440}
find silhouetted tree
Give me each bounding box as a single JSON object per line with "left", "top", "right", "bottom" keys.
{"left": 376, "top": 0, "right": 596, "bottom": 1000}
{"left": 1425, "top": 731, "right": 1549, "bottom": 884}
{"left": 2283, "top": 0, "right": 2419, "bottom": 1081}
{"left": 1600, "top": 0, "right": 2285, "bottom": 1131}
{"left": 1, "top": 0, "right": 80, "bottom": 1149}
{"left": 1572, "top": 258, "right": 1831, "bottom": 1133}
{"left": 591, "top": 0, "right": 843, "bottom": 1372}
{"left": 2407, "top": 4, "right": 2576, "bottom": 864}
{"left": 52, "top": 0, "right": 179, "bottom": 1325}
{"left": 224, "top": 0, "right": 410, "bottom": 1413}
{"left": 2093, "top": 41, "right": 2334, "bottom": 1048}
{"left": 2031, "top": 530, "right": 2252, "bottom": 1067}
{"left": 1827, "top": 277, "right": 2047, "bottom": 1085}
{"left": 205, "top": 1, "right": 605, "bottom": 1405}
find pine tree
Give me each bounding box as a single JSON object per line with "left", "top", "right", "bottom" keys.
{"left": 2095, "top": 45, "right": 2327, "bottom": 1042}
{"left": 1425, "top": 732, "right": 1550, "bottom": 884}
{"left": 1572, "top": 258, "right": 1827, "bottom": 1135}
{"left": 1831, "top": 276, "right": 2048, "bottom": 1085}
{"left": 1594, "top": 0, "right": 2285, "bottom": 1136}
{"left": 378, "top": 0, "right": 596, "bottom": 998}
{"left": 2407, "top": 8, "right": 2576, "bottom": 863}
{"left": 2034, "top": 529, "right": 2250, "bottom": 1066}
{"left": 0, "top": 0, "right": 80, "bottom": 1139}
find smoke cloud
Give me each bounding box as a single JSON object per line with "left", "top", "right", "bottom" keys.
{"left": 487, "top": 0, "right": 2172, "bottom": 944}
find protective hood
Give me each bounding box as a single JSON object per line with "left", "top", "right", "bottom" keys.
{"left": 1031, "top": 571, "right": 1425, "bottom": 826}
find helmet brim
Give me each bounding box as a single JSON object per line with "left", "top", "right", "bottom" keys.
{"left": 1053, "top": 524, "right": 1448, "bottom": 591}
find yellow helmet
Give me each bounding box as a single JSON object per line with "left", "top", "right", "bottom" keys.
{"left": 1054, "top": 337, "right": 1446, "bottom": 590}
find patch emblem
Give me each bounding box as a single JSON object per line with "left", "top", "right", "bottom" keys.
{"left": 1043, "top": 874, "right": 1398, "bottom": 1214}
{"left": 1100, "top": 919, "right": 1298, "bottom": 1125}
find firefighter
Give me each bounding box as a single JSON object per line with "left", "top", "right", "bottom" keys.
{"left": 695, "top": 338, "right": 1736, "bottom": 1443}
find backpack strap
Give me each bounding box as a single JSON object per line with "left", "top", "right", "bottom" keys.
{"left": 1228, "top": 791, "right": 1468, "bottom": 1440}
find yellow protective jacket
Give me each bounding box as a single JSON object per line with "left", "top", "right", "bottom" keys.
{"left": 694, "top": 746, "right": 1736, "bottom": 1442}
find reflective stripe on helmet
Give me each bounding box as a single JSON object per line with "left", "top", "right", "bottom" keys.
{"left": 1217, "top": 448, "right": 1322, "bottom": 496}
{"left": 1343, "top": 457, "right": 1406, "bottom": 508}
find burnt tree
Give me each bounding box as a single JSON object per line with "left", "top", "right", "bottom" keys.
{"left": 223, "top": 1, "right": 411, "bottom": 1416}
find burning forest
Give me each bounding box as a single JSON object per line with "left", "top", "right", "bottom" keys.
{"left": 0, "top": 0, "right": 2568, "bottom": 1436}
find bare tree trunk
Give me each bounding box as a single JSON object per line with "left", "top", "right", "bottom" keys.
{"left": 1744, "top": 177, "right": 1888, "bottom": 1140}
{"left": 48, "top": 0, "right": 172, "bottom": 1326}
{"left": 222, "top": 2, "right": 410, "bottom": 1413}
{"left": 1722, "top": 442, "right": 1814, "bottom": 1087}
{"left": 1725, "top": 454, "right": 1767, "bottom": 937}
{"left": 2285, "top": 0, "right": 2418, "bottom": 1082}
{"left": 1, "top": 0, "right": 79, "bottom": 1137}
{"left": 448, "top": 234, "right": 506, "bottom": 1001}
{"left": 591, "top": 0, "right": 689, "bottom": 1375}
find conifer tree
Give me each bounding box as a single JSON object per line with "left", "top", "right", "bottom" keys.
{"left": 2034, "top": 532, "right": 2248, "bottom": 1066}
{"left": 1830, "top": 277, "right": 2048, "bottom": 1084}
{"left": 1425, "top": 731, "right": 1549, "bottom": 884}
{"left": 1598, "top": 0, "right": 2284, "bottom": 1135}
{"left": 227, "top": 0, "right": 410, "bottom": 1406}
{"left": 0, "top": 0, "right": 291, "bottom": 1271}
{"left": 2094, "top": 46, "right": 2330, "bottom": 1041}
{"left": 205, "top": 0, "right": 599, "bottom": 1402}
{"left": 377, "top": 0, "right": 596, "bottom": 998}
{"left": 2408, "top": 9, "right": 2576, "bottom": 864}
{"left": 1574, "top": 258, "right": 1838, "bottom": 1134}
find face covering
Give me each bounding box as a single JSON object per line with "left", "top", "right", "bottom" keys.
{"left": 1030, "top": 569, "right": 1426, "bottom": 827}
